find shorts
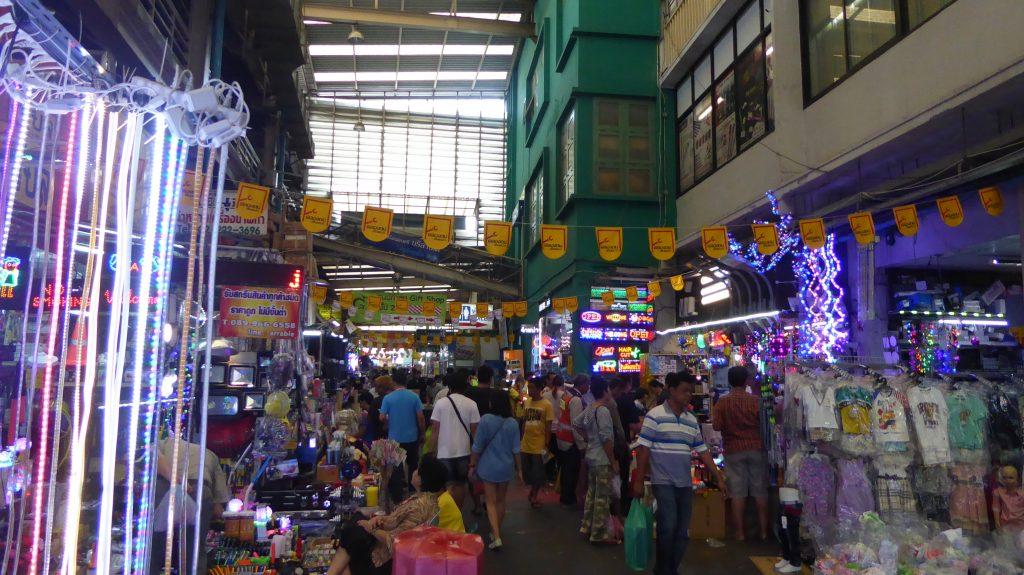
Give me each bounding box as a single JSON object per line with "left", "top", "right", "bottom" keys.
{"left": 440, "top": 456, "right": 471, "bottom": 483}
{"left": 725, "top": 450, "right": 767, "bottom": 498}
{"left": 522, "top": 453, "right": 546, "bottom": 487}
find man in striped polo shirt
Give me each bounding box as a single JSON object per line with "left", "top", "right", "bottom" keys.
{"left": 632, "top": 371, "right": 728, "bottom": 575}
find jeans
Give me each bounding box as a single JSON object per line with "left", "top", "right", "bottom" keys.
{"left": 652, "top": 485, "right": 693, "bottom": 575}
{"left": 580, "top": 464, "right": 613, "bottom": 542}
{"left": 559, "top": 445, "right": 582, "bottom": 505}
{"left": 778, "top": 503, "right": 802, "bottom": 567}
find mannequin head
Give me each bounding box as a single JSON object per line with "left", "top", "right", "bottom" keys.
{"left": 999, "top": 465, "right": 1020, "bottom": 490}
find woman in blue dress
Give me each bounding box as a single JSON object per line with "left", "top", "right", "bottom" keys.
{"left": 469, "top": 412, "right": 521, "bottom": 550}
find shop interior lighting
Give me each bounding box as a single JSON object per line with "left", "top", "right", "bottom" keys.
{"left": 0, "top": 96, "right": 32, "bottom": 258}
{"left": 937, "top": 318, "right": 1009, "bottom": 327}
{"left": 314, "top": 71, "right": 508, "bottom": 83}
{"left": 898, "top": 310, "right": 1004, "bottom": 318}
{"left": 657, "top": 310, "right": 780, "bottom": 335}
{"left": 309, "top": 44, "right": 514, "bottom": 56}
{"left": 303, "top": 329, "right": 323, "bottom": 337}
{"left": 991, "top": 258, "right": 1022, "bottom": 266}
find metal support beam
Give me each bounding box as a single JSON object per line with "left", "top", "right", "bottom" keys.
{"left": 313, "top": 236, "right": 520, "bottom": 298}
{"left": 302, "top": 5, "right": 534, "bottom": 37}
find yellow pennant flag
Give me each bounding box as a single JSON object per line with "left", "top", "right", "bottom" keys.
{"left": 701, "top": 227, "right": 729, "bottom": 259}
{"left": 422, "top": 214, "right": 454, "bottom": 250}
{"left": 893, "top": 205, "right": 919, "bottom": 237}
{"left": 361, "top": 206, "right": 394, "bottom": 242}
{"left": 979, "top": 186, "right": 1004, "bottom": 216}
{"left": 394, "top": 298, "right": 410, "bottom": 314}
{"left": 476, "top": 302, "right": 490, "bottom": 319}
{"left": 501, "top": 301, "right": 515, "bottom": 317}
{"left": 552, "top": 298, "right": 566, "bottom": 314}
{"left": 601, "top": 290, "right": 615, "bottom": 306}
{"left": 301, "top": 196, "right": 333, "bottom": 233}
{"left": 236, "top": 183, "right": 270, "bottom": 219}
{"left": 418, "top": 335, "right": 427, "bottom": 345}
{"left": 339, "top": 292, "right": 354, "bottom": 308}
{"left": 445, "top": 335, "right": 455, "bottom": 344}
{"left": 847, "top": 212, "right": 876, "bottom": 246}
{"left": 648, "top": 280, "right": 662, "bottom": 298}
{"left": 648, "top": 228, "right": 677, "bottom": 261}
{"left": 310, "top": 284, "right": 328, "bottom": 305}
{"left": 751, "top": 223, "right": 779, "bottom": 255}
{"left": 565, "top": 296, "right": 579, "bottom": 313}
{"left": 366, "top": 294, "right": 382, "bottom": 312}
{"left": 317, "top": 304, "right": 333, "bottom": 321}
{"left": 799, "top": 218, "right": 827, "bottom": 250}
{"left": 483, "top": 221, "right": 513, "bottom": 256}
{"left": 626, "top": 286, "right": 639, "bottom": 302}
{"left": 595, "top": 227, "right": 623, "bottom": 261}
{"left": 541, "top": 225, "right": 568, "bottom": 259}
{"left": 448, "top": 302, "right": 463, "bottom": 322}
{"left": 670, "top": 275, "right": 685, "bottom": 291}
{"left": 514, "top": 301, "right": 528, "bottom": 318}
{"left": 422, "top": 301, "right": 436, "bottom": 317}
{"left": 936, "top": 196, "right": 964, "bottom": 227}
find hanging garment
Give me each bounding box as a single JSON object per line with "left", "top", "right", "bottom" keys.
{"left": 989, "top": 390, "right": 1023, "bottom": 457}
{"left": 836, "top": 385, "right": 873, "bottom": 456}
{"left": 797, "top": 455, "right": 835, "bottom": 528}
{"left": 872, "top": 387, "right": 911, "bottom": 453}
{"left": 908, "top": 385, "right": 952, "bottom": 466}
{"left": 797, "top": 381, "right": 839, "bottom": 443}
{"left": 949, "top": 464, "right": 989, "bottom": 535}
{"left": 874, "top": 463, "right": 916, "bottom": 519}
{"left": 835, "top": 459, "right": 874, "bottom": 525}
{"left": 914, "top": 465, "right": 952, "bottom": 524}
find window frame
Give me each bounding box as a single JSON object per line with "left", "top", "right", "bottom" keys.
{"left": 524, "top": 27, "right": 549, "bottom": 145}
{"left": 557, "top": 103, "right": 577, "bottom": 210}
{"left": 527, "top": 159, "right": 545, "bottom": 248}
{"left": 799, "top": 0, "right": 959, "bottom": 105}
{"left": 593, "top": 98, "right": 656, "bottom": 198}
{"left": 676, "top": 0, "right": 774, "bottom": 197}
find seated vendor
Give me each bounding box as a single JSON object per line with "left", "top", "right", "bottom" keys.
{"left": 327, "top": 455, "right": 448, "bottom": 575}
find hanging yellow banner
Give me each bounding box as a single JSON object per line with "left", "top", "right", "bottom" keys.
{"left": 626, "top": 286, "right": 639, "bottom": 302}
{"left": 448, "top": 302, "right": 462, "bottom": 321}
{"left": 418, "top": 335, "right": 427, "bottom": 345}
{"left": 751, "top": 223, "right": 779, "bottom": 255}
{"left": 514, "top": 301, "right": 528, "bottom": 317}
{"left": 310, "top": 284, "right": 328, "bottom": 304}
{"left": 701, "top": 227, "right": 729, "bottom": 259}
{"left": 598, "top": 290, "right": 613, "bottom": 306}
{"left": 317, "top": 304, "right": 333, "bottom": 321}
{"left": 595, "top": 227, "right": 623, "bottom": 261}
{"left": 564, "top": 296, "right": 579, "bottom": 313}
{"left": 422, "top": 301, "right": 436, "bottom": 317}
{"left": 552, "top": 298, "right": 566, "bottom": 314}
{"left": 476, "top": 302, "right": 490, "bottom": 319}
{"left": 422, "top": 214, "right": 455, "bottom": 250}
{"left": 301, "top": 196, "right": 333, "bottom": 233}
{"left": 847, "top": 212, "right": 876, "bottom": 246}
{"left": 979, "top": 186, "right": 1004, "bottom": 216}
{"left": 501, "top": 301, "right": 515, "bottom": 317}
{"left": 366, "top": 294, "right": 382, "bottom": 312}
{"left": 648, "top": 280, "right": 662, "bottom": 298}
{"left": 361, "top": 206, "right": 394, "bottom": 242}
{"left": 236, "top": 183, "right": 270, "bottom": 219}
{"left": 670, "top": 275, "right": 685, "bottom": 291}
{"left": 936, "top": 196, "right": 964, "bottom": 227}
{"left": 893, "top": 205, "right": 919, "bottom": 237}
{"left": 338, "top": 292, "right": 354, "bottom": 308}
{"left": 799, "top": 218, "right": 827, "bottom": 250}
{"left": 540, "top": 225, "right": 568, "bottom": 259}
{"left": 648, "top": 228, "right": 677, "bottom": 261}
{"left": 394, "top": 298, "right": 410, "bottom": 314}
{"left": 445, "top": 335, "right": 455, "bottom": 344}
{"left": 483, "top": 221, "right": 513, "bottom": 256}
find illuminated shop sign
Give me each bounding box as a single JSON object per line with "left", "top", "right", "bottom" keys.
{"left": 593, "top": 345, "right": 616, "bottom": 358}
{"left": 580, "top": 327, "right": 652, "bottom": 342}
{"left": 581, "top": 311, "right": 602, "bottom": 324}
{"left": 580, "top": 308, "right": 654, "bottom": 327}
{"left": 617, "top": 346, "right": 642, "bottom": 360}
{"left": 593, "top": 359, "right": 618, "bottom": 373}
{"left": 618, "top": 359, "right": 642, "bottom": 373}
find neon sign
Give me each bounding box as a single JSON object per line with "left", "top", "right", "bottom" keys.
{"left": 605, "top": 312, "right": 628, "bottom": 323}
{"left": 604, "top": 328, "right": 628, "bottom": 341}
{"left": 619, "top": 359, "right": 642, "bottom": 373}
{"left": 629, "top": 328, "right": 654, "bottom": 342}
{"left": 593, "top": 360, "right": 617, "bottom": 373}
{"left": 618, "top": 346, "right": 642, "bottom": 360}
{"left": 107, "top": 254, "right": 160, "bottom": 273}
{"left": 581, "top": 311, "right": 602, "bottom": 324}
{"left": 0, "top": 256, "right": 21, "bottom": 299}
{"left": 628, "top": 313, "right": 654, "bottom": 325}
{"left": 593, "top": 345, "right": 616, "bottom": 358}
{"left": 580, "top": 327, "right": 604, "bottom": 340}
{"left": 30, "top": 284, "right": 159, "bottom": 309}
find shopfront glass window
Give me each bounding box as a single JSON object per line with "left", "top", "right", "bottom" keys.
{"left": 694, "top": 55, "right": 712, "bottom": 96}
{"left": 714, "top": 71, "right": 737, "bottom": 166}
{"left": 676, "top": 75, "right": 692, "bottom": 117}
{"left": 805, "top": 0, "right": 848, "bottom": 98}
{"left": 678, "top": 112, "right": 694, "bottom": 191}
{"left": 906, "top": 0, "right": 954, "bottom": 29}
{"left": 737, "top": 2, "right": 761, "bottom": 50}
{"left": 845, "top": 0, "right": 897, "bottom": 67}
{"left": 713, "top": 29, "right": 735, "bottom": 77}
{"left": 737, "top": 42, "right": 766, "bottom": 150}
{"left": 766, "top": 32, "right": 775, "bottom": 130}
{"left": 693, "top": 94, "right": 714, "bottom": 180}
{"left": 529, "top": 172, "right": 543, "bottom": 245}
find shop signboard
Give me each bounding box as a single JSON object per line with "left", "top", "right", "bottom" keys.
{"left": 350, "top": 291, "right": 448, "bottom": 326}
{"left": 177, "top": 187, "right": 267, "bottom": 238}
{"left": 218, "top": 286, "right": 301, "bottom": 339}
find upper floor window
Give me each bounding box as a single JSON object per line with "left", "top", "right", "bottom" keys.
{"left": 595, "top": 99, "right": 655, "bottom": 197}
{"left": 528, "top": 169, "right": 544, "bottom": 246}
{"left": 525, "top": 45, "right": 544, "bottom": 129}
{"left": 559, "top": 107, "right": 576, "bottom": 207}
{"left": 802, "top": 0, "right": 957, "bottom": 101}
{"left": 677, "top": 0, "right": 774, "bottom": 194}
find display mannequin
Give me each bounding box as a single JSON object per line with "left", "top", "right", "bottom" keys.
{"left": 993, "top": 465, "right": 1024, "bottom": 532}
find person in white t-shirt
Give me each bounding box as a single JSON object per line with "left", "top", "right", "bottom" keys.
{"left": 428, "top": 370, "right": 481, "bottom": 509}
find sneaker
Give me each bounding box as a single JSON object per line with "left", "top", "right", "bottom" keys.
{"left": 777, "top": 563, "right": 801, "bottom": 574}
{"left": 774, "top": 559, "right": 790, "bottom": 569}
{"left": 488, "top": 537, "right": 503, "bottom": 551}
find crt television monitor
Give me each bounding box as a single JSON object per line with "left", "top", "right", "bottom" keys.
{"left": 228, "top": 365, "right": 255, "bottom": 388}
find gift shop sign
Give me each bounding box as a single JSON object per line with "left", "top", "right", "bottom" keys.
{"left": 218, "top": 286, "right": 301, "bottom": 339}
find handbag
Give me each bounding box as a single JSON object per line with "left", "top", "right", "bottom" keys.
{"left": 468, "top": 420, "right": 502, "bottom": 484}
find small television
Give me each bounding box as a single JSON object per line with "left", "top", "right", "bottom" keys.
{"left": 228, "top": 365, "right": 255, "bottom": 388}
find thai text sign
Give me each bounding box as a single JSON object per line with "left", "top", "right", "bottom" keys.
{"left": 218, "top": 286, "right": 301, "bottom": 339}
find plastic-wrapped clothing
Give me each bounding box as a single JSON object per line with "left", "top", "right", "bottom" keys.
{"left": 835, "top": 459, "right": 874, "bottom": 525}
{"left": 913, "top": 465, "right": 952, "bottom": 523}
{"left": 797, "top": 455, "right": 834, "bottom": 528}
{"left": 871, "top": 387, "right": 911, "bottom": 453}
{"left": 946, "top": 389, "right": 988, "bottom": 450}
{"left": 836, "top": 385, "right": 873, "bottom": 456}
{"left": 908, "top": 385, "right": 952, "bottom": 465}
{"left": 949, "top": 464, "right": 989, "bottom": 535}
{"left": 988, "top": 390, "right": 1022, "bottom": 454}
{"left": 874, "top": 462, "right": 916, "bottom": 519}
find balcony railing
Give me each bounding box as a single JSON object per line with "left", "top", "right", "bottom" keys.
{"left": 659, "top": 0, "right": 722, "bottom": 78}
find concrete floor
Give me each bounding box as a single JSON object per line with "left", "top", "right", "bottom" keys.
{"left": 475, "top": 484, "right": 776, "bottom": 575}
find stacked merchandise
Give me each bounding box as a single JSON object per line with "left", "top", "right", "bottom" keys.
{"left": 777, "top": 368, "right": 1024, "bottom": 574}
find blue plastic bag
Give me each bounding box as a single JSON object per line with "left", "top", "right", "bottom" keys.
{"left": 624, "top": 501, "right": 653, "bottom": 571}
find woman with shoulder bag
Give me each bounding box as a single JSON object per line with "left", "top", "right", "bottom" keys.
{"left": 470, "top": 412, "right": 522, "bottom": 551}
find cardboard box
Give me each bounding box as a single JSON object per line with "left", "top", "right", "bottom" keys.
{"left": 689, "top": 489, "right": 726, "bottom": 539}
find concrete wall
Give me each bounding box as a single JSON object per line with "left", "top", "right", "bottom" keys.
{"left": 674, "top": 0, "right": 1024, "bottom": 241}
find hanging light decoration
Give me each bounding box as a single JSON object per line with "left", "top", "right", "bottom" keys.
{"left": 793, "top": 234, "right": 848, "bottom": 363}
